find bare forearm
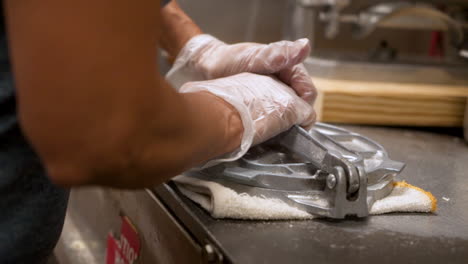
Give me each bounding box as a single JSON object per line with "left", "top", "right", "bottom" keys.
{"left": 40, "top": 80, "right": 242, "bottom": 188}
{"left": 88, "top": 87, "right": 242, "bottom": 188}
{"left": 159, "top": 0, "right": 202, "bottom": 60}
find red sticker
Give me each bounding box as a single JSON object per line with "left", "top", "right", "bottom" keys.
{"left": 106, "top": 233, "right": 127, "bottom": 264}
{"left": 120, "top": 216, "right": 141, "bottom": 263}
{"left": 106, "top": 216, "right": 141, "bottom": 264}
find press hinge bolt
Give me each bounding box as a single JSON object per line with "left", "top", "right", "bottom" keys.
{"left": 327, "top": 174, "right": 337, "bottom": 189}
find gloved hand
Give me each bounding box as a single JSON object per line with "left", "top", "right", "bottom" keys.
{"left": 167, "top": 34, "right": 317, "bottom": 104}
{"left": 180, "top": 72, "right": 315, "bottom": 167}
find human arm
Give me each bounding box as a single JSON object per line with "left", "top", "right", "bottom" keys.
{"left": 159, "top": 0, "right": 202, "bottom": 61}
{"left": 4, "top": 0, "right": 242, "bottom": 188}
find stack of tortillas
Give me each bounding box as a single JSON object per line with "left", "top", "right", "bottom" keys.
{"left": 312, "top": 77, "right": 468, "bottom": 127}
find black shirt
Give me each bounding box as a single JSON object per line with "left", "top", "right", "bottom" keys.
{"left": 0, "top": 10, "right": 69, "bottom": 264}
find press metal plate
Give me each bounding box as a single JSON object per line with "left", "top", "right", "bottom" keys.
{"left": 185, "top": 123, "right": 405, "bottom": 219}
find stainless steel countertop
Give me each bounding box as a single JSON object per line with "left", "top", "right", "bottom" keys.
{"left": 154, "top": 125, "right": 468, "bottom": 264}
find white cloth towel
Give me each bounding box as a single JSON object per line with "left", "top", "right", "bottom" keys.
{"left": 173, "top": 175, "right": 437, "bottom": 220}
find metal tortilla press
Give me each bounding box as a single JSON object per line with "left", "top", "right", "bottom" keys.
{"left": 184, "top": 123, "right": 405, "bottom": 219}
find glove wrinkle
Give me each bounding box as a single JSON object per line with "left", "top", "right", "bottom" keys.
{"left": 167, "top": 34, "right": 316, "bottom": 105}
{"left": 179, "top": 73, "right": 315, "bottom": 167}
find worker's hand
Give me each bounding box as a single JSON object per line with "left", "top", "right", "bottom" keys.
{"left": 180, "top": 73, "right": 315, "bottom": 167}
{"left": 167, "top": 34, "right": 317, "bottom": 104}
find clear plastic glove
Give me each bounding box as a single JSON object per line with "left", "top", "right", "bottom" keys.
{"left": 167, "top": 34, "right": 317, "bottom": 104}
{"left": 180, "top": 72, "right": 315, "bottom": 167}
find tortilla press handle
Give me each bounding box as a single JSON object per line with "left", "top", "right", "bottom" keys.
{"left": 276, "top": 125, "right": 361, "bottom": 195}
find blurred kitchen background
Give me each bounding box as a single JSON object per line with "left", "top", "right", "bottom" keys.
{"left": 165, "top": 0, "right": 468, "bottom": 138}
